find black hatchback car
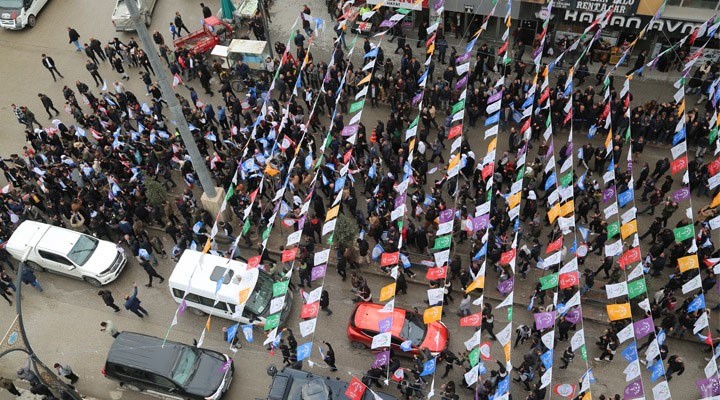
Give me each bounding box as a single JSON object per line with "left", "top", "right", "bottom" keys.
{"left": 102, "top": 332, "right": 234, "bottom": 400}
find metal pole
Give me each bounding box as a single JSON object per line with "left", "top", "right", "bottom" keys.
{"left": 260, "top": 0, "right": 274, "bottom": 59}
{"left": 125, "top": 0, "right": 217, "bottom": 198}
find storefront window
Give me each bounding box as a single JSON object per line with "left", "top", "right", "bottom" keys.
{"left": 680, "top": 0, "right": 718, "bottom": 8}
{"left": 664, "top": 0, "right": 682, "bottom": 5}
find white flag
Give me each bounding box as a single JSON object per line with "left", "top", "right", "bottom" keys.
{"left": 299, "top": 318, "right": 317, "bottom": 337}
{"left": 371, "top": 332, "right": 392, "bottom": 349}
{"left": 605, "top": 282, "right": 628, "bottom": 299}
{"left": 570, "top": 330, "right": 584, "bottom": 351}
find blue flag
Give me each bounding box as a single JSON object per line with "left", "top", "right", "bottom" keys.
{"left": 400, "top": 340, "right": 413, "bottom": 352}
{"left": 673, "top": 128, "right": 686, "bottom": 145}
{"left": 622, "top": 342, "right": 638, "bottom": 362}
{"left": 485, "top": 112, "right": 500, "bottom": 126}
{"left": 688, "top": 293, "right": 706, "bottom": 313}
{"left": 364, "top": 47, "right": 378, "bottom": 59}
{"left": 657, "top": 329, "right": 667, "bottom": 346}
{"left": 545, "top": 172, "right": 557, "bottom": 191}
{"left": 541, "top": 350, "right": 553, "bottom": 369}
{"left": 225, "top": 323, "right": 239, "bottom": 344}
{"left": 241, "top": 324, "right": 254, "bottom": 343}
{"left": 588, "top": 125, "right": 597, "bottom": 138}
{"left": 297, "top": 342, "right": 312, "bottom": 361}
{"left": 368, "top": 164, "right": 376, "bottom": 179}
{"left": 473, "top": 242, "right": 488, "bottom": 261}
{"left": 577, "top": 172, "right": 586, "bottom": 190}
{"left": 334, "top": 176, "right": 346, "bottom": 192}
{"left": 420, "top": 358, "right": 436, "bottom": 376}
{"left": 577, "top": 225, "right": 590, "bottom": 241}
{"left": 618, "top": 189, "right": 634, "bottom": 208}
{"left": 649, "top": 359, "right": 665, "bottom": 382}
{"left": 497, "top": 376, "right": 510, "bottom": 395}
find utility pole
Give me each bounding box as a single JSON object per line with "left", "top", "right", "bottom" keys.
{"left": 125, "top": 0, "right": 217, "bottom": 199}
{"left": 260, "top": 0, "right": 273, "bottom": 58}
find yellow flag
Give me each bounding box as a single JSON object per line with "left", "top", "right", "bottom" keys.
{"left": 265, "top": 165, "right": 279, "bottom": 177}
{"left": 503, "top": 343, "right": 511, "bottom": 362}
{"left": 487, "top": 138, "right": 497, "bottom": 153}
{"left": 423, "top": 306, "right": 442, "bottom": 324}
{"left": 620, "top": 220, "right": 638, "bottom": 240}
{"left": 372, "top": 1, "right": 384, "bottom": 10}
{"left": 238, "top": 288, "right": 251, "bottom": 304}
{"left": 508, "top": 192, "right": 521, "bottom": 210}
{"left": 357, "top": 73, "right": 372, "bottom": 86}
{"left": 426, "top": 43, "right": 435, "bottom": 54}
{"left": 379, "top": 283, "right": 396, "bottom": 302}
{"left": 202, "top": 238, "right": 212, "bottom": 254}
{"left": 677, "top": 99, "right": 685, "bottom": 116}
{"left": 205, "top": 316, "right": 212, "bottom": 331}
{"left": 325, "top": 205, "right": 339, "bottom": 222}
{"left": 560, "top": 200, "right": 575, "bottom": 217}
{"left": 606, "top": 303, "right": 631, "bottom": 321}
{"left": 678, "top": 254, "right": 699, "bottom": 273}
{"left": 711, "top": 191, "right": 720, "bottom": 208}
{"left": 604, "top": 132, "right": 612, "bottom": 151}
{"left": 547, "top": 203, "right": 561, "bottom": 224}
{"left": 465, "top": 276, "right": 485, "bottom": 293}
{"left": 448, "top": 154, "right": 461, "bottom": 171}
{"left": 582, "top": 392, "right": 592, "bottom": 400}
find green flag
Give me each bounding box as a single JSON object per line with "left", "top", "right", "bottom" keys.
{"left": 469, "top": 347, "right": 480, "bottom": 367}
{"left": 349, "top": 100, "right": 365, "bottom": 114}
{"left": 673, "top": 224, "right": 694, "bottom": 242}
{"left": 242, "top": 218, "right": 251, "bottom": 235}
{"left": 560, "top": 172, "right": 573, "bottom": 187}
{"left": 451, "top": 101, "right": 465, "bottom": 114}
{"left": 627, "top": 279, "right": 647, "bottom": 300}
{"left": 314, "top": 153, "right": 325, "bottom": 169}
{"left": 516, "top": 167, "right": 525, "bottom": 181}
{"left": 580, "top": 345, "right": 587, "bottom": 361}
{"left": 507, "top": 305, "right": 513, "bottom": 320}
{"left": 433, "top": 235, "right": 452, "bottom": 250}
{"left": 539, "top": 273, "right": 559, "bottom": 290}
{"left": 607, "top": 221, "right": 620, "bottom": 239}
{"left": 225, "top": 185, "right": 235, "bottom": 201}
{"left": 273, "top": 280, "right": 290, "bottom": 297}
{"left": 545, "top": 114, "right": 551, "bottom": 128}
{"left": 262, "top": 226, "right": 272, "bottom": 240}
{"left": 409, "top": 115, "right": 419, "bottom": 129}
{"left": 264, "top": 313, "right": 280, "bottom": 331}
{"left": 327, "top": 233, "right": 334, "bottom": 245}
{"left": 710, "top": 127, "right": 718, "bottom": 144}
{"left": 397, "top": 7, "right": 412, "bottom": 14}
{"left": 503, "top": 56, "right": 512, "bottom": 65}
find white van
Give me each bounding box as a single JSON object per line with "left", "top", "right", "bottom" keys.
{"left": 112, "top": 0, "right": 157, "bottom": 31}
{"left": 169, "top": 250, "right": 293, "bottom": 327}
{"left": 0, "top": 0, "right": 50, "bottom": 29}
{"left": 5, "top": 220, "right": 127, "bottom": 286}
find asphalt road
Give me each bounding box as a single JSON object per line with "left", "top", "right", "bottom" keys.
{"left": 0, "top": 1, "right": 717, "bottom": 400}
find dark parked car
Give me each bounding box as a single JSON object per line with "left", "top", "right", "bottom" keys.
{"left": 267, "top": 366, "right": 398, "bottom": 400}
{"left": 102, "top": 332, "right": 234, "bottom": 400}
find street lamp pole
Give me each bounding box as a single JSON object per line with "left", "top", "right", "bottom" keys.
{"left": 124, "top": 0, "right": 217, "bottom": 198}
{"left": 260, "top": 0, "right": 273, "bottom": 58}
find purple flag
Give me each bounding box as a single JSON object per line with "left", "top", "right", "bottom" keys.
{"left": 534, "top": 311, "right": 556, "bottom": 330}
{"left": 342, "top": 124, "right": 358, "bottom": 137}
{"left": 498, "top": 279, "right": 514, "bottom": 295}
{"left": 545, "top": 142, "right": 554, "bottom": 159}
{"left": 454, "top": 75, "right": 468, "bottom": 90}
{"left": 456, "top": 52, "right": 471, "bottom": 65}
{"left": 379, "top": 317, "right": 393, "bottom": 333}
{"left": 380, "top": 19, "right": 393, "bottom": 28}
{"left": 627, "top": 158, "right": 633, "bottom": 174}
{"left": 178, "top": 299, "right": 188, "bottom": 316}
{"left": 439, "top": 208, "right": 455, "bottom": 224}
{"left": 219, "top": 359, "right": 233, "bottom": 372}
{"left": 372, "top": 350, "right": 390, "bottom": 368}
{"left": 412, "top": 92, "right": 424, "bottom": 106}
{"left": 297, "top": 215, "right": 307, "bottom": 230}
{"left": 433, "top": 0, "right": 445, "bottom": 11}
{"left": 532, "top": 46, "right": 542, "bottom": 60}
{"left": 395, "top": 193, "right": 407, "bottom": 208}
{"left": 565, "top": 308, "right": 582, "bottom": 324}
{"left": 488, "top": 91, "right": 503, "bottom": 104}
{"left": 602, "top": 186, "right": 616, "bottom": 203}
{"left": 672, "top": 187, "right": 690, "bottom": 203}
{"left": 565, "top": 142, "right": 573, "bottom": 157}
{"left": 624, "top": 378, "right": 644, "bottom": 399}
{"left": 311, "top": 264, "right": 327, "bottom": 281}
{"left": 472, "top": 215, "right": 490, "bottom": 232}
{"left": 697, "top": 376, "right": 720, "bottom": 398}
{"left": 633, "top": 317, "right": 654, "bottom": 340}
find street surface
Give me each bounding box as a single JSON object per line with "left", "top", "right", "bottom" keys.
{"left": 0, "top": 1, "right": 716, "bottom": 400}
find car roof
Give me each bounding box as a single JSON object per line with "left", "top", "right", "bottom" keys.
{"left": 169, "top": 250, "right": 259, "bottom": 301}
{"left": 353, "top": 303, "right": 406, "bottom": 336}
{"left": 37, "top": 225, "right": 81, "bottom": 255}
{"left": 270, "top": 368, "right": 398, "bottom": 400}
{"left": 106, "top": 332, "right": 183, "bottom": 376}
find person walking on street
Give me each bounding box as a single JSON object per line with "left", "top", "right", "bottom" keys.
{"left": 53, "top": 363, "right": 79, "bottom": 385}
{"left": 84, "top": 43, "right": 99, "bottom": 64}
{"left": 98, "top": 289, "right": 121, "bottom": 312}
{"left": 174, "top": 12, "right": 191, "bottom": 36}
{"left": 0, "top": 376, "right": 20, "bottom": 396}
{"left": 41, "top": 54, "right": 64, "bottom": 81}
{"left": 124, "top": 283, "right": 149, "bottom": 318}
{"left": 140, "top": 258, "right": 164, "bottom": 287}
{"left": 100, "top": 321, "right": 119, "bottom": 338}
{"left": 0, "top": 280, "right": 12, "bottom": 306}
{"left": 201, "top": 2, "right": 212, "bottom": 18}
{"left": 67, "top": 27, "right": 82, "bottom": 51}
{"left": 37, "top": 93, "right": 59, "bottom": 119}
{"left": 322, "top": 341, "right": 337, "bottom": 372}
{"left": 665, "top": 355, "right": 685, "bottom": 381}
{"left": 86, "top": 60, "right": 103, "bottom": 87}
{"left": 21, "top": 106, "right": 42, "bottom": 130}
{"left": 222, "top": 325, "right": 242, "bottom": 350}
{"left": 20, "top": 268, "right": 42, "bottom": 292}
{"left": 320, "top": 289, "right": 332, "bottom": 315}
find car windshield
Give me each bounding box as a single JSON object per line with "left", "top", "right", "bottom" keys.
{"left": 66, "top": 235, "right": 99, "bottom": 266}
{"left": 401, "top": 312, "right": 427, "bottom": 346}
{"left": 244, "top": 272, "right": 273, "bottom": 316}
{"left": 172, "top": 348, "right": 198, "bottom": 386}
{"left": 0, "top": 0, "right": 23, "bottom": 8}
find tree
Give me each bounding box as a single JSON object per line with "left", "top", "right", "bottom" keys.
{"left": 145, "top": 178, "right": 166, "bottom": 207}
{"left": 332, "top": 213, "right": 358, "bottom": 251}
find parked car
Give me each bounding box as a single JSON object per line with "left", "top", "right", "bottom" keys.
{"left": 347, "top": 302, "right": 449, "bottom": 356}
{"left": 266, "top": 366, "right": 398, "bottom": 400}
{"left": 112, "top": 0, "right": 158, "bottom": 31}
{"left": 102, "top": 332, "right": 234, "bottom": 400}
{"left": 5, "top": 220, "right": 126, "bottom": 287}
{"left": 0, "top": 0, "right": 50, "bottom": 29}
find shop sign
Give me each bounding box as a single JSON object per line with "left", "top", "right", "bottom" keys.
{"left": 562, "top": 9, "right": 720, "bottom": 37}
{"left": 555, "top": 0, "right": 639, "bottom": 16}
{"left": 366, "top": 0, "right": 428, "bottom": 10}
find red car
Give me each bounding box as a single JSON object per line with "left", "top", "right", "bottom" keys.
{"left": 347, "top": 302, "right": 449, "bottom": 356}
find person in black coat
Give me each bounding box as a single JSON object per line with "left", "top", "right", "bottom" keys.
{"left": 98, "top": 289, "right": 121, "bottom": 312}
{"left": 41, "top": 54, "right": 64, "bottom": 81}
{"left": 322, "top": 341, "right": 337, "bottom": 371}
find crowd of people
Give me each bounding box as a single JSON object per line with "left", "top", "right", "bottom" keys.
{"left": 2, "top": 0, "right": 720, "bottom": 399}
